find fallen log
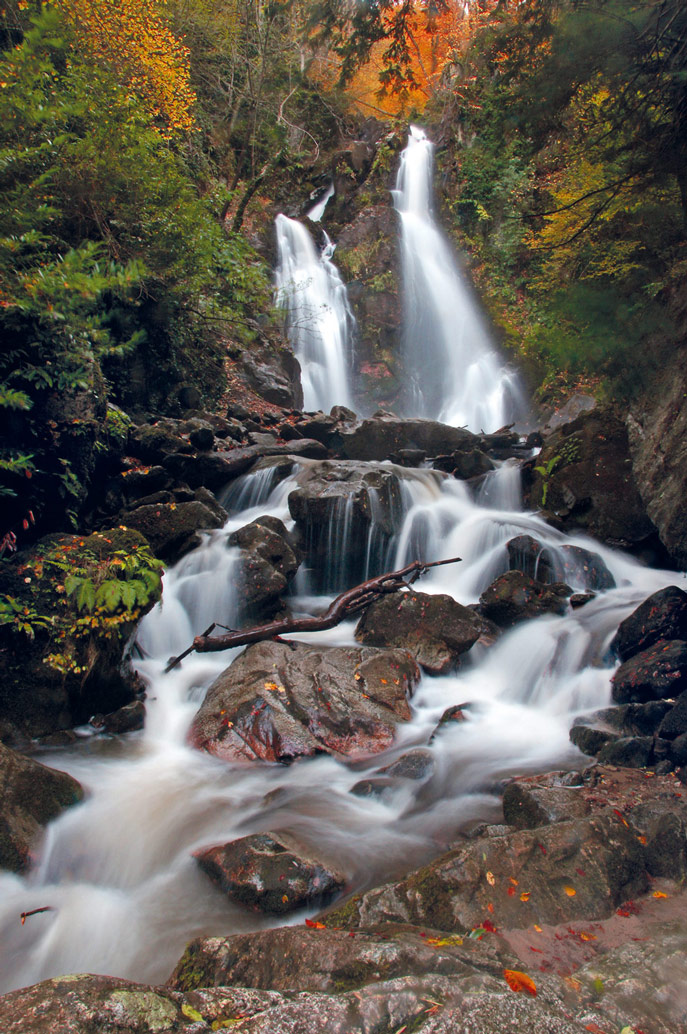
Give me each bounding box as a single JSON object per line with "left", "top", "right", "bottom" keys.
{"left": 164, "top": 556, "right": 461, "bottom": 672}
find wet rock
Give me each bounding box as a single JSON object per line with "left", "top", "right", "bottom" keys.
{"left": 435, "top": 449, "right": 494, "bottom": 480}
{"left": 188, "top": 426, "right": 214, "bottom": 451}
{"left": 478, "top": 570, "right": 571, "bottom": 628}
{"left": 570, "top": 700, "right": 672, "bottom": 757}
{"left": 597, "top": 735, "right": 654, "bottom": 768}
{"left": 287, "top": 461, "right": 405, "bottom": 588}
{"left": 121, "top": 500, "right": 224, "bottom": 563}
{"left": 129, "top": 422, "right": 193, "bottom": 464}
{"left": 611, "top": 639, "right": 687, "bottom": 703}
{"left": 233, "top": 339, "right": 303, "bottom": 409}
{"left": 527, "top": 407, "right": 655, "bottom": 549}
{"left": 611, "top": 585, "right": 687, "bottom": 662}
{"left": 228, "top": 516, "right": 301, "bottom": 617}
{"left": 379, "top": 748, "right": 434, "bottom": 780}
{"left": 629, "top": 801, "right": 687, "bottom": 880}
{"left": 90, "top": 700, "right": 145, "bottom": 736}
{"left": 670, "top": 732, "right": 687, "bottom": 766}
{"left": 506, "top": 535, "right": 615, "bottom": 591}
{"left": 569, "top": 724, "right": 619, "bottom": 756}
{"left": 541, "top": 393, "right": 597, "bottom": 432}
{"left": 339, "top": 414, "right": 475, "bottom": 462}
{"left": 431, "top": 704, "right": 470, "bottom": 737}
{"left": 162, "top": 446, "right": 258, "bottom": 490}
{"left": 657, "top": 689, "right": 687, "bottom": 739}
{"left": 355, "top": 591, "right": 483, "bottom": 674}
{"left": 194, "top": 832, "right": 345, "bottom": 915}
{"left": 0, "top": 743, "right": 84, "bottom": 872}
{"left": 325, "top": 808, "right": 648, "bottom": 933}
{"left": 188, "top": 639, "right": 421, "bottom": 764}
{"left": 502, "top": 778, "right": 589, "bottom": 830}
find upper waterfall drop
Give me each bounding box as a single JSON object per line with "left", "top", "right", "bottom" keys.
{"left": 274, "top": 213, "right": 354, "bottom": 414}
{"left": 394, "top": 126, "right": 526, "bottom": 432}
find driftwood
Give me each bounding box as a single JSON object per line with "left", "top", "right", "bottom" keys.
{"left": 164, "top": 556, "right": 462, "bottom": 673}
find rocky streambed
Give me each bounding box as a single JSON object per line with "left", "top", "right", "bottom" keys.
{"left": 1, "top": 398, "right": 687, "bottom": 1033}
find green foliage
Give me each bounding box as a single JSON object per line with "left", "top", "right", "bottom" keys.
{"left": 0, "top": 531, "right": 163, "bottom": 674}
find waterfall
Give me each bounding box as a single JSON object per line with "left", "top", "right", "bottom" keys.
{"left": 274, "top": 214, "right": 354, "bottom": 414}
{"left": 394, "top": 126, "right": 526, "bottom": 431}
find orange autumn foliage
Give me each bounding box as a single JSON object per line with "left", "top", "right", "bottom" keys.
{"left": 344, "top": 0, "right": 470, "bottom": 116}
{"left": 55, "top": 0, "right": 196, "bottom": 134}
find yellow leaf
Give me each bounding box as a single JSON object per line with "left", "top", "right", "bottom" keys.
{"left": 486, "top": 871, "right": 495, "bottom": 886}
{"left": 653, "top": 891, "right": 668, "bottom": 899}
{"left": 520, "top": 891, "right": 530, "bottom": 902}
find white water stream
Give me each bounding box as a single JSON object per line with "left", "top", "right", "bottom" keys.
{"left": 395, "top": 126, "right": 526, "bottom": 430}
{"left": 0, "top": 458, "right": 682, "bottom": 994}
{"left": 274, "top": 214, "right": 354, "bottom": 413}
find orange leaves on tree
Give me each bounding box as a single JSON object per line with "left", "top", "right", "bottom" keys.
{"left": 503, "top": 969, "right": 537, "bottom": 996}
{"left": 55, "top": 0, "right": 196, "bottom": 134}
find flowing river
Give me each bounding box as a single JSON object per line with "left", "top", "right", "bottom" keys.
{"left": 0, "top": 129, "right": 682, "bottom": 995}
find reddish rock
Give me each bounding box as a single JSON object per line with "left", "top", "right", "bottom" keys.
{"left": 188, "top": 639, "right": 421, "bottom": 764}
{"left": 479, "top": 570, "right": 571, "bottom": 628}
{"left": 194, "top": 832, "right": 345, "bottom": 915}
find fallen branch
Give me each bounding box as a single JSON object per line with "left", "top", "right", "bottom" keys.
{"left": 20, "top": 906, "right": 55, "bottom": 925}
{"left": 164, "top": 556, "right": 461, "bottom": 672}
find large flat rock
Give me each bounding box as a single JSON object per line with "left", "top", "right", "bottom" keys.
{"left": 188, "top": 639, "right": 421, "bottom": 764}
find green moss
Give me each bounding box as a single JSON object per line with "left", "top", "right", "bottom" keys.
{"left": 321, "top": 894, "right": 362, "bottom": 930}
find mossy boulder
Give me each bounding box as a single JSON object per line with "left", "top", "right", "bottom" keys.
{"left": 0, "top": 742, "right": 83, "bottom": 872}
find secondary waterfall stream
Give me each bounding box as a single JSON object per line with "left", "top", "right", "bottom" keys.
{"left": 0, "top": 130, "right": 682, "bottom": 997}
{"left": 395, "top": 126, "right": 526, "bottom": 430}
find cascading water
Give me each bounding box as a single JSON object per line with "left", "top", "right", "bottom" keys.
{"left": 274, "top": 214, "right": 354, "bottom": 414}
{"left": 394, "top": 126, "right": 526, "bottom": 431}
{"left": 1, "top": 130, "right": 684, "bottom": 1000}
{"left": 0, "top": 454, "right": 682, "bottom": 995}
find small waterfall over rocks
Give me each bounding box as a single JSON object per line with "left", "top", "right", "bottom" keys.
{"left": 274, "top": 214, "right": 354, "bottom": 414}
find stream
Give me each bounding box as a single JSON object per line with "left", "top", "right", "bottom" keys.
{"left": 0, "top": 129, "right": 682, "bottom": 996}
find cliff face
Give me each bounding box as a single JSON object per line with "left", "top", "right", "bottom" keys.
{"left": 628, "top": 352, "right": 687, "bottom": 569}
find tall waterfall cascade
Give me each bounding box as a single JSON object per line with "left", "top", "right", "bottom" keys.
{"left": 274, "top": 213, "right": 354, "bottom": 414}
{"left": 395, "top": 126, "right": 526, "bottom": 431}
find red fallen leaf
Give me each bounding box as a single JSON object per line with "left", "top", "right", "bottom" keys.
{"left": 538, "top": 844, "right": 547, "bottom": 855}
{"left": 575, "top": 868, "right": 586, "bottom": 877}
{"left": 507, "top": 886, "right": 516, "bottom": 896}
{"left": 304, "top": 918, "right": 326, "bottom": 929}
{"left": 584, "top": 1024, "right": 608, "bottom": 1034}
{"left": 529, "top": 946, "right": 543, "bottom": 953}
{"left": 482, "top": 919, "right": 497, "bottom": 932}
{"left": 503, "top": 969, "right": 537, "bottom": 996}
{"left": 348, "top": 932, "right": 355, "bottom": 938}
{"left": 613, "top": 809, "right": 629, "bottom": 827}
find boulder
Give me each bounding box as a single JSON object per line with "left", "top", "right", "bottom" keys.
{"left": 188, "top": 639, "right": 421, "bottom": 764}
{"left": 502, "top": 776, "right": 590, "bottom": 830}
{"left": 611, "top": 639, "right": 687, "bottom": 703}
{"left": 354, "top": 591, "right": 483, "bottom": 674}
{"left": 129, "top": 422, "right": 193, "bottom": 464}
{"left": 506, "top": 535, "right": 615, "bottom": 592}
{"left": 233, "top": 338, "right": 304, "bottom": 409}
{"left": 339, "top": 414, "right": 475, "bottom": 462}
{"left": 194, "top": 832, "right": 345, "bottom": 915}
{"left": 611, "top": 585, "right": 687, "bottom": 662}
{"left": 325, "top": 807, "right": 648, "bottom": 933}
{"left": 120, "top": 500, "right": 225, "bottom": 563}
{"left": 287, "top": 461, "right": 405, "bottom": 588}
{"left": 478, "top": 570, "right": 571, "bottom": 628}
{"left": 597, "top": 735, "right": 654, "bottom": 768}
{"left": 527, "top": 407, "right": 655, "bottom": 549}
{"left": 228, "top": 516, "right": 301, "bottom": 617}
{"left": 162, "top": 446, "right": 259, "bottom": 490}
{"left": 0, "top": 743, "right": 83, "bottom": 872}
{"left": 657, "top": 689, "right": 687, "bottom": 739}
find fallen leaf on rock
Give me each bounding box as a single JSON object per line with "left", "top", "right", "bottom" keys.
{"left": 579, "top": 931, "right": 597, "bottom": 941}
{"left": 564, "top": 976, "right": 581, "bottom": 992}
{"left": 652, "top": 891, "right": 667, "bottom": 899}
{"left": 305, "top": 918, "right": 326, "bottom": 928}
{"left": 564, "top": 886, "right": 576, "bottom": 897}
{"left": 503, "top": 969, "right": 537, "bottom": 996}
{"left": 520, "top": 891, "right": 530, "bottom": 902}
{"left": 486, "top": 870, "right": 495, "bottom": 886}
{"left": 585, "top": 1024, "right": 608, "bottom": 1034}
{"left": 426, "top": 935, "right": 464, "bottom": 947}
{"left": 534, "top": 924, "right": 542, "bottom": 932}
